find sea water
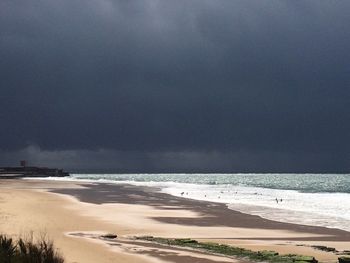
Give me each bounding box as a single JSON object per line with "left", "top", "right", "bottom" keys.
{"left": 57, "top": 173, "right": 350, "bottom": 232}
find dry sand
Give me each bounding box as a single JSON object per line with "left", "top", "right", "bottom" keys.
{"left": 0, "top": 179, "right": 349, "bottom": 263}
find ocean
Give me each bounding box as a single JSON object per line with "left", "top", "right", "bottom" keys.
{"left": 53, "top": 173, "right": 350, "bottom": 232}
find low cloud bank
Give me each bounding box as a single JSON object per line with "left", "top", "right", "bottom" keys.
{"left": 1, "top": 145, "right": 347, "bottom": 173}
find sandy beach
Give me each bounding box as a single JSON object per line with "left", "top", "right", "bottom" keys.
{"left": 0, "top": 179, "right": 349, "bottom": 263}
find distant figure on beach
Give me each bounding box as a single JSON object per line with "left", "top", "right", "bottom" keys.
{"left": 275, "top": 198, "right": 279, "bottom": 204}
{"left": 204, "top": 194, "right": 207, "bottom": 197}
{"left": 280, "top": 198, "right": 283, "bottom": 202}
{"left": 181, "top": 192, "right": 184, "bottom": 196}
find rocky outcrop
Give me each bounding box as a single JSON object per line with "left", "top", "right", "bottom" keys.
{"left": 0, "top": 166, "right": 69, "bottom": 178}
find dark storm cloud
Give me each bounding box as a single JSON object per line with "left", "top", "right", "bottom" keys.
{"left": 1, "top": 1, "right": 350, "bottom": 171}
{"left": 0, "top": 145, "right": 339, "bottom": 173}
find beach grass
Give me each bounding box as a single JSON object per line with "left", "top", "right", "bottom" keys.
{"left": 135, "top": 236, "right": 318, "bottom": 263}
{"left": 0, "top": 234, "right": 64, "bottom": 263}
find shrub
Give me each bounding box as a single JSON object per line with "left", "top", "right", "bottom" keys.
{"left": 0, "top": 234, "right": 64, "bottom": 263}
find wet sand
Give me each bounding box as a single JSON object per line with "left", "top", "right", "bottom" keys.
{"left": 0, "top": 179, "right": 349, "bottom": 263}
{"left": 53, "top": 182, "right": 350, "bottom": 241}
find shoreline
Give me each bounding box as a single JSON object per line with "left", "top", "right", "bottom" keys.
{"left": 0, "top": 179, "right": 349, "bottom": 263}
{"left": 35, "top": 175, "right": 350, "bottom": 233}
{"left": 51, "top": 181, "right": 350, "bottom": 241}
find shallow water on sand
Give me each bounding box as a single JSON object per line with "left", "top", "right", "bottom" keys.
{"left": 47, "top": 173, "right": 350, "bottom": 232}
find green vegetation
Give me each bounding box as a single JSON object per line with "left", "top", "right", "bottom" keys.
{"left": 135, "top": 236, "right": 318, "bottom": 263}
{"left": 311, "top": 245, "right": 337, "bottom": 253}
{"left": 339, "top": 256, "right": 350, "bottom": 263}
{"left": 0, "top": 234, "right": 64, "bottom": 263}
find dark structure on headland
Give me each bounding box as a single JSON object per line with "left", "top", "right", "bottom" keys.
{"left": 0, "top": 161, "right": 69, "bottom": 178}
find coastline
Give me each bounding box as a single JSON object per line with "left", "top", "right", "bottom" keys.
{"left": 0, "top": 179, "right": 349, "bottom": 263}
{"left": 65, "top": 173, "right": 350, "bottom": 233}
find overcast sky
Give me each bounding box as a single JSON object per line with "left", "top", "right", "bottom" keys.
{"left": 1, "top": 1, "right": 349, "bottom": 172}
